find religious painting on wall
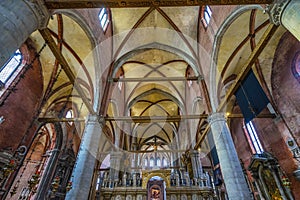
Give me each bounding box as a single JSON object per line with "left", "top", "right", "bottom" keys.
{"left": 147, "top": 179, "right": 164, "bottom": 200}
{"left": 261, "top": 168, "right": 282, "bottom": 200}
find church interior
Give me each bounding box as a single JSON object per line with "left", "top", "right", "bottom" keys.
{"left": 0, "top": 0, "right": 300, "bottom": 199}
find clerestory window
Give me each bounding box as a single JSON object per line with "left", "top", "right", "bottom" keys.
{"left": 157, "top": 157, "right": 161, "bottom": 167}
{"left": 150, "top": 157, "right": 154, "bottom": 167}
{"left": 201, "top": 5, "right": 212, "bottom": 28}
{"left": 99, "top": 8, "right": 109, "bottom": 31}
{"left": 244, "top": 121, "right": 264, "bottom": 154}
{"left": 0, "top": 50, "right": 23, "bottom": 88}
{"left": 66, "top": 109, "right": 74, "bottom": 125}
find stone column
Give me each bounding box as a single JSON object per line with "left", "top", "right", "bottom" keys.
{"left": 208, "top": 113, "right": 251, "bottom": 200}
{"left": 0, "top": 0, "right": 49, "bottom": 66}
{"left": 109, "top": 151, "right": 122, "bottom": 187}
{"left": 170, "top": 142, "right": 178, "bottom": 170}
{"left": 131, "top": 142, "right": 138, "bottom": 187}
{"left": 268, "top": 0, "right": 300, "bottom": 41}
{"left": 131, "top": 142, "right": 138, "bottom": 170}
{"left": 190, "top": 149, "right": 203, "bottom": 179}
{"left": 35, "top": 122, "right": 63, "bottom": 199}
{"left": 35, "top": 149, "right": 61, "bottom": 199}
{"left": 65, "top": 115, "right": 103, "bottom": 200}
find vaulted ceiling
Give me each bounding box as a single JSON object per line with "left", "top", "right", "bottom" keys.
{"left": 32, "top": 3, "right": 284, "bottom": 155}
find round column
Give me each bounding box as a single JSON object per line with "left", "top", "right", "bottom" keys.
{"left": 0, "top": 0, "right": 49, "bottom": 66}
{"left": 109, "top": 151, "right": 122, "bottom": 187}
{"left": 268, "top": 0, "right": 300, "bottom": 41}
{"left": 66, "top": 115, "right": 103, "bottom": 200}
{"left": 189, "top": 149, "right": 203, "bottom": 179}
{"left": 208, "top": 112, "right": 252, "bottom": 200}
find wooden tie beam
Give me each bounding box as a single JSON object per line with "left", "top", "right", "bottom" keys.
{"left": 105, "top": 113, "right": 275, "bottom": 123}
{"left": 38, "top": 117, "right": 85, "bottom": 123}
{"left": 38, "top": 113, "right": 275, "bottom": 123}
{"left": 193, "top": 24, "right": 279, "bottom": 150}
{"left": 110, "top": 76, "right": 200, "bottom": 82}
{"left": 217, "top": 24, "right": 278, "bottom": 112}
{"left": 39, "top": 29, "right": 96, "bottom": 115}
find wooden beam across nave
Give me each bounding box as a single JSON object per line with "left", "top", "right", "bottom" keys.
{"left": 45, "top": 0, "right": 274, "bottom": 9}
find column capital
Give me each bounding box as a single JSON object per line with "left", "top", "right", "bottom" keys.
{"left": 25, "top": 0, "right": 50, "bottom": 29}
{"left": 110, "top": 151, "right": 123, "bottom": 159}
{"left": 98, "top": 115, "right": 106, "bottom": 125}
{"left": 207, "top": 112, "right": 227, "bottom": 124}
{"left": 266, "top": 0, "right": 290, "bottom": 26}
{"left": 189, "top": 149, "right": 200, "bottom": 157}
{"left": 86, "top": 114, "right": 98, "bottom": 122}
{"left": 86, "top": 114, "right": 106, "bottom": 126}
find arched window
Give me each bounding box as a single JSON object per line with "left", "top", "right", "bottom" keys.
{"left": 0, "top": 50, "right": 23, "bottom": 87}
{"left": 150, "top": 157, "right": 154, "bottom": 167}
{"left": 201, "top": 6, "right": 212, "bottom": 28}
{"left": 98, "top": 8, "right": 109, "bottom": 31}
{"left": 157, "top": 158, "right": 161, "bottom": 167}
{"left": 162, "top": 157, "right": 168, "bottom": 167}
{"left": 65, "top": 109, "right": 74, "bottom": 125}
{"left": 144, "top": 158, "right": 148, "bottom": 167}
{"left": 118, "top": 75, "right": 123, "bottom": 91}
{"left": 243, "top": 121, "right": 264, "bottom": 154}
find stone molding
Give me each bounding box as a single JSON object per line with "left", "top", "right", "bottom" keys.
{"left": 142, "top": 169, "right": 171, "bottom": 188}
{"left": 207, "top": 112, "right": 226, "bottom": 124}
{"left": 189, "top": 149, "right": 200, "bottom": 157}
{"left": 86, "top": 114, "right": 106, "bottom": 126}
{"left": 110, "top": 151, "right": 123, "bottom": 159}
{"left": 87, "top": 114, "right": 98, "bottom": 121}
{"left": 267, "top": 0, "right": 291, "bottom": 26}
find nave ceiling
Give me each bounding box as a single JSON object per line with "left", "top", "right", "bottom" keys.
{"left": 29, "top": 3, "right": 285, "bottom": 155}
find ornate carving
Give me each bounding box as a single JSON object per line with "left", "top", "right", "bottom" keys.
{"left": 142, "top": 169, "right": 171, "bottom": 188}
{"left": 192, "top": 194, "right": 198, "bottom": 200}
{"left": 266, "top": 0, "right": 290, "bottom": 26}
{"left": 171, "top": 194, "right": 177, "bottom": 200}
{"left": 181, "top": 194, "right": 187, "bottom": 200}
